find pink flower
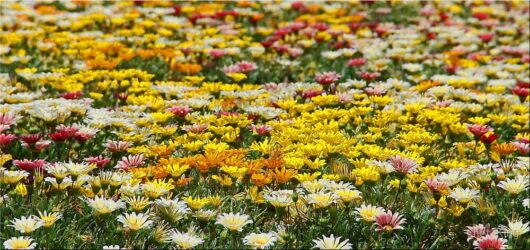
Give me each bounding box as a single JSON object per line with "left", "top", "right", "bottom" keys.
{"left": 182, "top": 124, "right": 209, "bottom": 133}
{"left": 467, "top": 124, "right": 492, "bottom": 137}
{"left": 115, "top": 154, "right": 145, "bottom": 170}
{"left": 388, "top": 155, "right": 418, "bottom": 175}
{"left": 85, "top": 156, "right": 111, "bottom": 169}
{"left": 0, "top": 113, "right": 17, "bottom": 132}
{"left": 337, "top": 93, "right": 353, "bottom": 104}
{"left": 359, "top": 72, "right": 380, "bottom": 81}
{"left": 464, "top": 224, "right": 496, "bottom": 242}
{"left": 347, "top": 58, "right": 366, "bottom": 67}
{"left": 375, "top": 210, "right": 406, "bottom": 232}
{"left": 248, "top": 124, "right": 272, "bottom": 135}
{"left": 167, "top": 105, "right": 192, "bottom": 118}
{"left": 315, "top": 71, "right": 341, "bottom": 85}
{"left": 208, "top": 49, "right": 225, "bottom": 58}
{"left": 302, "top": 89, "right": 323, "bottom": 99}
{"left": 105, "top": 140, "right": 133, "bottom": 153}
{"left": 364, "top": 87, "right": 386, "bottom": 96}
{"left": 473, "top": 234, "right": 507, "bottom": 250}
{"left": 0, "top": 133, "right": 17, "bottom": 147}
{"left": 512, "top": 142, "right": 529, "bottom": 155}
{"left": 235, "top": 61, "right": 257, "bottom": 72}
{"left": 424, "top": 178, "right": 449, "bottom": 194}
{"left": 13, "top": 159, "right": 46, "bottom": 171}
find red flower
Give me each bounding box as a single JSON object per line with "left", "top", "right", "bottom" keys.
{"left": 473, "top": 234, "right": 507, "bottom": 250}
{"left": 467, "top": 124, "right": 492, "bottom": 137}
{"left": 315, "top": 71, "right": 341, "bottom": 85}
{"left": 0, "top": 133, "right": 17, "bottom": 147}
{"left": 347, "top": 58, "right": 366, "bottom": 67}
{"left": 479, "top": 33, "right": 494, "bottom": 42}
{"left": 473, "top": 12, "right": 489, "bottom": 20}
{"left": 59, "top": 91, "right": 83, "bottom": 99}
{"left": 512, "top": 86, "right": 529, "bottom": 98}
{"left": 359, "top": 72, "right": 380, "bottom": 81}
{"left": 20, "top": 134, "right": 41, "bottom": 144}
{"left": 480, "top": 132, "right": 498, "bottom": 144}
{"left": 13, "top": 159, "right": 46, "bottom": 171}
{"left": 302, "top": 89, "right": 323, "bottom": 99}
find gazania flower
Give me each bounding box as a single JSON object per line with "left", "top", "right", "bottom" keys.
{"left": 375, "top": 210, "right": 406, "bottom": 232}
{"left": 315, "top": 71, "right": 341, "bottom": 85}
{"left": 312, "top": 234, "right": 352, "bottom": 249}
{"left": 388, "top": 155, "right": 418, "bottom": 175}
{"left": 473, "top": 234, "right": 507, "bottom": 250}
{"left": 115, "top": 155, "right": 144, "bottom": 170}
{"left": 19, "top": 134, "right": 41, "bottom": 144}
{"left": 497, "top": 176, "right": 529, "bottom": 195}
{"left": 215, "top": 212, "right": 253, "bottom": 232}
{"left": 3, "top": 237, "right": 37, "bottom": 249}
{"left": 9, "top": 216, "right": 44, "bottom": 234}
{"left": 480, "top": 132, "right": 498, "bottom": 144}
{"left": 448, "top": 187, "right": 480, "bottom": 204}
{"left": 307, "top": 192, "right": 339, "bottom": 209}
{"left": 117, "top": 212, "right": 153, "bottom": 231}
{"left": 264, "top": 190, "right": 294, "bottom": 208}
{"left": 85, "top": 196, "right": 125, "bottom": 215}
{"left": 464, "top": 224, "right": 496, "bottom": 242}
{"left": 355, "top": 204, "right": 385, "bottom": 222}
{"left": 498, "top": 219, "right": 529, "bottom": 238}
{"left": 105, "top": 140, "right": 132, "bottom": 153}
{"left": 184, "top": 196, "right": 210, "bottom": 210}
{"left": 0, "top": 133, "right": 17, "bottom": 147}
{"left": 170, "top": 230, "right": 204, "bottom": 249}
{"left": 243, "top": 232, "right": 278, "bottom": 249}
{"left": 84, "top": 156, "right": 111, "bottom": 169}
{"left": 167, "top": 105, "right": 192, "bottom": 118}
{"left": 37, "top": 211, "right": 62, "bottom": 228}
{"left": 467, "top": 124, "right": 492, "bottom": 137}
{"left": 13, "top": 159, "right": 46, "bottom": 171}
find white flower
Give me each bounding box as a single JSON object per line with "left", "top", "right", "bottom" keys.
{"left": 313, "top": 234, "right": 352, "bottom": 249}
{"left": 243, "top": 232, "right": 278, "bottom": 249}
{"left": 215, "top": 212, "right": 253, "bottom": 232}
{"left": 498, "top": 219, "right": 529, "bottom": 238}
{"left": 117, "top": 212, "right": 153, "bottom": 231}
{"left": 9, "top": 216, "right": 44, "bottom": 234}
{"left": 448, "top": 187, "right": 480, "bottom": 204}
{"left": 170, "top": 230, "right": 204, "bottom": 249}
{"left": 3, "top": 236, "right": 37, "bottom": 249}
{"left": 85, "top": 196, "right": 125, "bottom": 215}
{"left": 102, "top": 245, "right": 121, "bottom": 250}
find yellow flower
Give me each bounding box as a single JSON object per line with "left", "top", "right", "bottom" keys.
{"left": 15, "top": 184, "right": 28, "bottom": 197}
{"left": 220, "top": 166, "right": 247, "bottom": 179}
{"left": 184, "top": 196, "right": 210, "bottom": 210}
{"left": 226, "top": 72, "right": 247, "bottom": 82}
{"left": 37, "top": 211, "right": 62, "bottom": 228}
{"left": 295, "top": 172, "right": 321, "bottom": 182}
{"left": 388, "top": 179, "right": 400, "bottom": 189}
{"left": 335, "top": 189, "right": 362, "bottom": 203}
{"left": 164, "top": 164, "right": 190, "bottom": 178}
{"left": 355, "top": 204, "right": 385, "bottom": 222}
{"left": 212, "top": 174, "right": 233, "bottom": 186}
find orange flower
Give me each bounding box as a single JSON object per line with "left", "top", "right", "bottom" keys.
{"left": 271, "top": 167, "right": 296, "bottom": 184}
{"left": 491, "top": 143, "right": 517, "bottom": 156}
{"left": 251, "top": 172, "right": 272, "bottom": 187}
{"left": 172, "top": 62, "right": 202, "bottom": 75}
{"left": 174, "top": 176, "right": 193, "bottom": 187}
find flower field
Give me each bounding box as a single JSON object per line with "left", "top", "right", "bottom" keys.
{"left": 0, "top": 0, "right": 529, "bottom": 249}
